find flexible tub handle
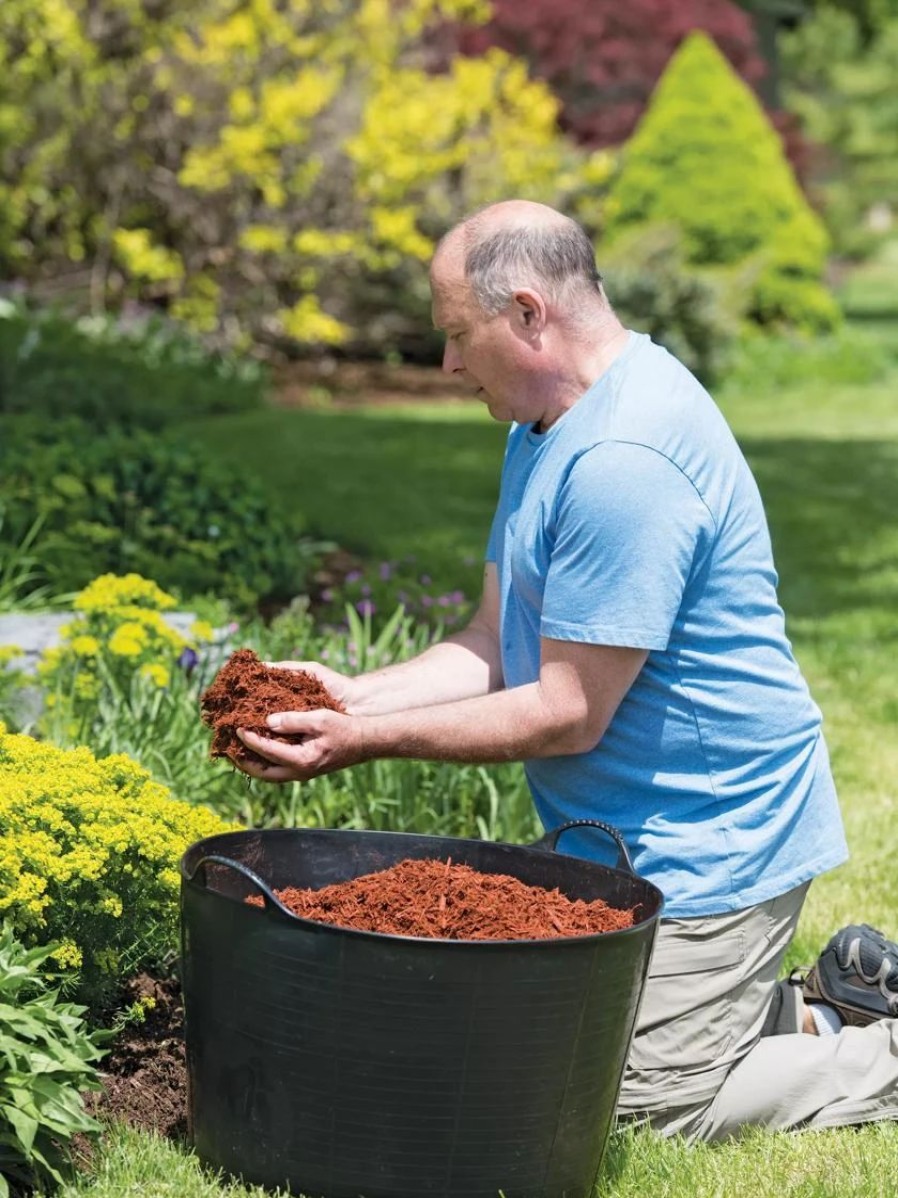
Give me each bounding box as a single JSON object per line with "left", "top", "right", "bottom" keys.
{"left": 188, "top": 853, "right": 296, "bottom": 919}
{"left": 531, "top": 819, "right": 635, "bottom": 874}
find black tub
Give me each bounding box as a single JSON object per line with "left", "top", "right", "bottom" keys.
{"left": 180, "top": 820, "right": 662, "bottom": 1198}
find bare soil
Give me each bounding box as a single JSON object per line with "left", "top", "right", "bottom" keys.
{"left": 87, "top": 972, "right": 188, "bottom": 1140}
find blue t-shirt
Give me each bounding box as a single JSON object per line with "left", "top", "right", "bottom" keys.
{"left": 486, "top": 331, "right": 847, "bottom": 917}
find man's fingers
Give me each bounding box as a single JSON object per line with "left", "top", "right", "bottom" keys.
{"left": 265, "top": 711, "right": 317, "bottom": 734}
{"left": 232, "top": 757, "right": 297, "bottom": 783}
{"left": 237, "top": 727, "right": 308, "bottom": 764}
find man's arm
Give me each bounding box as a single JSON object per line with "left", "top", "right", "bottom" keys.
{"left": 235, "top": 636, "right": 648, "bottom": 782}
{"left": 273, "top": 563, "right": 504, "bottom": 716}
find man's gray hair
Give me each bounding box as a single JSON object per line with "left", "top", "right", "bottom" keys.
{"left": 462, "top": 218, "right": 603, "bottom": 316}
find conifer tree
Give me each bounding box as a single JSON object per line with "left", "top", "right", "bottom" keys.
{"left": 604, "top": 31, "right": 839, "bottom": 331}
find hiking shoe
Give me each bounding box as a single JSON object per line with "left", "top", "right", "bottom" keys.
{"left": 800, "top": 924, "right": 898, "bottom": 1027}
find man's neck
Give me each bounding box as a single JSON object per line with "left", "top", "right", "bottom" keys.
{"left": 537, "top": 322, "right": 631, "bottom": 432}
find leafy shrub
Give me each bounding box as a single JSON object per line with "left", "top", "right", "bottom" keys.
{"left": 604, "top": 32, "right": 840, "bottom": 334}
{"left": 601, "top": 224, "right": 740, "bottom": 384}
{"left": 0, "top": 926, "right": 106, "bottom": 1196}
{"left": 721, "top": 328, "right": 890, "bottom": 395}
{"left": 0, "top": 305, "right": 265, "bottom": 430}
{"left": 0, "top": 725, "right": 235, "bottom": 1008}
{"left": 0, "top": 416, "right": 318, "bottom": 611}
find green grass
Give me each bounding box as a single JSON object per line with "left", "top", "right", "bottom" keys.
{"left": 61, "top": 1112, "right": 898, "bottom": 1198}
{"left": 184, "top": 399, "right": 506, "bottom": 602}
{"left": 90, "top": 334, "right": 898, "bottom": 1194}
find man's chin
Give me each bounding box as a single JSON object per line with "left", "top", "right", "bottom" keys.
{"left": 483, "top": 395, "right": 513, "bottom": 422}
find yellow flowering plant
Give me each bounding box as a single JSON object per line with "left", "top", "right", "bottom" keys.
{"left": 0, "top": 725, "right": 236, "bottom": 1010}
{"left": 38, "top": 572, "right": 213, "bottom": 739}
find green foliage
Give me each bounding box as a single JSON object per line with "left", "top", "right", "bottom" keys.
{"left": 0, "top": 647, "right": 28, "bottom": 734}
{"left": 0, "top": 926, "right": 106, "bottom": 1196}
{"left": 0, "top": 306, "right": 265, "bottom": 430}
{"left": 247, "top": 599, "right": 537, "bottom": 840}
{"left": 0, "top": 415, "right": 317, "bottom": 611}
{"left": 781, "top": 9, "right": 898, "bottom": 254}
{"left": 0, "top": 504, "right": 66, "bottom": 614}
{"left": 314, "top": 559, "right": 473, "bottom": 638}
{"left": 0, "top": 725, "right": 235, "bottom": 1009}
{"left": 721, "top": 327, "right": 890, "bottom": 395}
{"left": 37, "top": 571, "right": 212, "bottom": 734}
{"left": 0, "top": 0, "right": 610, "bottom": 357}
{"left": 601, "top": 224, "right": 741, "bottom": 383}
{"left": 37, "top": 572, "right": 239, "bottom": 819}
{"left": 605, "top": 32, "right": 839, "bottom": 334}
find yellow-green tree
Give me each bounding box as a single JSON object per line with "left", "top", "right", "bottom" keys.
{"left": 0, "top": 0, "right": 612, "bottom": 352}
{"left": 604, "top": 31, "right": 839, "bottom": 333}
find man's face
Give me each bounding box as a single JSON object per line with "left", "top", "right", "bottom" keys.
{"left": 430, "top": 252, "right": 525, "bottom": 423}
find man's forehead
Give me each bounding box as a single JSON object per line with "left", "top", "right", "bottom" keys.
{"left": 430, "top": 251, "right": 471, "bottom": 326}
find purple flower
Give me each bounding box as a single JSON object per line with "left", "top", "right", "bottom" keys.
{"left": 437, "top": 595, "right": 450, "bottom": 607}
{"left": 346, "top": 570, "right": 362, "bottom": 584}
{"left": 421, "top": 595, "right": 433, "bottom": 607}
{"left": 379, "top": 562, "right": 393, "bottom": 581}
{"left": 420, "top": 574, "right": 431, "bottom": 586}
{"left": 361, "top": 583, "right": 372, "bottom": 596}
{"left": 356, "top": 599, "right": 376, "bottom": 617}
{"left": 321, "top": 587, "right": 334, "bottom": 602}
{"left": 448, "top": 590, "right": 465, "bottom": 604}
{"left": 177, "top": 647, "right": 199, "bottom": 673}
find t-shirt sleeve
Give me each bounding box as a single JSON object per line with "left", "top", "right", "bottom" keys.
{"left": 541, "top": 440, "right": 715, "bottom": 650}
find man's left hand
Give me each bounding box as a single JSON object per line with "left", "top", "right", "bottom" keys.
{"left": 233, "top": 710, "right": 367, "bottom": 782}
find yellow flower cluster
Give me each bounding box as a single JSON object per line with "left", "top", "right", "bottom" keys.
{"left": 39, "top": 573, "right": 212, "bottom": 707}
{"left": 76, "top": 573, "right": 178, "bottom": 614}
{"left": 0, "top": 725, "right": 235, "bottom": 999}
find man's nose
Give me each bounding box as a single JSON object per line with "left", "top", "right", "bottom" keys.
{"left": 442, "top": 340, "right": 462, "bottom": 375}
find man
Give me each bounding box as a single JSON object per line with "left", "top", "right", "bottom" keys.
{"left": 234, "top": 201, "right": 898, "bottom": 1140}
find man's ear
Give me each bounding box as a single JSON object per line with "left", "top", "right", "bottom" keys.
{"left": 512, "top": 288, "right": 547, "bottom": 334}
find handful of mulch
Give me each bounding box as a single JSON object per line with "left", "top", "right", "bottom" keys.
{"left": 246, "top": 857, "right": 637, "bottom": 941}
{"left": 200, "top": 648, "right": 343, "bottom": 765}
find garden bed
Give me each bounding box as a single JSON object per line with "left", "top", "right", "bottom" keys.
{"left": 89, "top": 973, "right": 188, "bottom": 1140}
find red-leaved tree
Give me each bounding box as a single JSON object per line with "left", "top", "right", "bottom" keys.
{"left": 456, "top": 0, "right": 766, "bottom": 148}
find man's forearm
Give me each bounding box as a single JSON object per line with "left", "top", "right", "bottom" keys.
{"left": 351, "top": 625, "right": 503, "bottom": 715}
{"left": 357, "top": 682, "right": 595, "bottom": 764}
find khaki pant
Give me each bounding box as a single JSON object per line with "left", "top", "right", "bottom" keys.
{"left": 617, "top": 882, "right": 898, "bottom": 1142}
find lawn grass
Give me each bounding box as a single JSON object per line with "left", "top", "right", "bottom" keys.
{"left": 99, "top": 325, "right": 898, "bottom": 1194}
{"left": 184, "top": 398, "right": 507, "bottom": 603}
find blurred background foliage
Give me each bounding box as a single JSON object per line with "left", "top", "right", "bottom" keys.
{"left": 1, "top": 0, "right": 895, "bottom": 364}
{"left": 0, "top": 0, "right": 896, "bottom": 610}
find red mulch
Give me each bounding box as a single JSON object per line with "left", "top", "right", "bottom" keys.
{"left": 248, "top": 857, "right": 636, "bottom": 940}
{"left": 200, "top": 647, "right": 343, "bottom": 765}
